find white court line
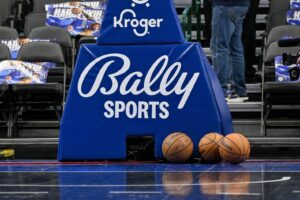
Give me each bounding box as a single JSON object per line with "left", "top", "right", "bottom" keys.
{"left": 0, "top": 170, "right": 297, "bottom": 173}
{"left": 109, "top": 191, "right": 162, "bottom": 194}
{"left": 217, "top": 192, "right": 262, "bottom": 196}
{"left": 0, "top": 176, "right": 290, "bottom": 188}
{"left": 0, "top": 191, "right": 48, "bottom": 195}
{"left": 293, "top": 191, "right": 300, "bottom": 193}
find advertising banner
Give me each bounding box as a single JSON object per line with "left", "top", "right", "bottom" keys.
{"left": 287, "top": 9, "right": 300, "bottom": 25}
{"left": 275, "top": 56, "right": 300, "bottom": 82}
{"left": 46, "top": 1, "right": 105, "bottom": 36}
{"left": 0, "top": 61, "right": 55, "bottom": 84}
{"left": 290, "top": 0, "right": 300, "bottom": 9}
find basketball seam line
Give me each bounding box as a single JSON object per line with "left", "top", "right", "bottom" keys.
{"left": 220, "top": 148, "right": 245, "bottom": 162}
{"left": 201, "top": 143, "right": 217, "bottom": 159}
{"left": 239, "top": 134, "right": 246, "bottom": 155}
{"left": 201, "top": 135, "right": 223, "bottom": 159}
{"left": 223, "top": 136, "right": 242, "bottom": 155}
{"left": 165, "top": 134, "right": 187, "bottom": 155}
{"left": 168, "top": 142, "right": 193, "bottom": 157}
{"left": 219, "top": 145, "right": 249, "bottom": 157}
{"left": 204, "top": 136, "right": 222, "bottom": 146}
{"left": 198, "top": 136, "right": 215, "bottom": 147}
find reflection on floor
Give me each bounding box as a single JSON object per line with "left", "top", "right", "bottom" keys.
{"left": 0, "top": 161, "right": 299, "bottom": 199}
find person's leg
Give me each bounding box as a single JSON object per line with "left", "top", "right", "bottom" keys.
{"left": 243, "top": 0, "right": 260, "bottom": 80}
{"left": 210, "top": 6, "right": 235, "bottom": 95}
{"left": 229, "top": 6, "right": 249, "bottom": 97}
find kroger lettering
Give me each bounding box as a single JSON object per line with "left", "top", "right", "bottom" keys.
{"left": 77, "top": 53, "right": 200, "bottom": 119}
{"left": 113, "top": 9, "right": 163, "bottom": 37}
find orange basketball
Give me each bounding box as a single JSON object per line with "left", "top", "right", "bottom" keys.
{"left": 219, "top": 133, "right": 250, "bottom": 164}
{"left": 162, "top": 132, "right": 194, "bottom": 163}
{"left": 198, "top": 133, "right": 224, "bottom": 163}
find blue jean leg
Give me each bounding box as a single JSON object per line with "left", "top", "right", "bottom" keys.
{"left": 229, "top": 7, "right": 248, "bottom": 96}
{"left": 210, "top": 6, "right": 249, "bottom": 96}
{"left": 210, "top": 6, "right": 235, "bottom": 95}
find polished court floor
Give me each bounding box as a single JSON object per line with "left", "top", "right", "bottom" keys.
{"left": 0, "top": 161, "right": 299, "bottom": 199}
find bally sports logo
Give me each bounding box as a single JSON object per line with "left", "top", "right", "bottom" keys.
{"left": 113, "top": 0, "right": 163, "bottom": 37}
{"left": 77, "top": 53, "right": 200, "bottom": 119}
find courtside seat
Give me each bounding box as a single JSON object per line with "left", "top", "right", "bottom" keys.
{"left": 263, "top": 41, "right": 298, "bottom": 81}
{"left": 266, "top": 25, "right": 300, "bottom": 48}
{"left": 10, "top": 42, "right": 66, "bottom": 136}
{"left": 0, "top": 43, "right": 12, "bottom": 61}
{"left": 24, "top": 12, "right": 47, "bottom": 37}
{"left": 76, "top": 36, "right": 97, "bottom": 56}
{"left": 33, "top": 0, "right": 65, "bottom": 13}
{"left": 0, "top": 43, "right": 12, "bottom": 101}
{"left": 0, "top": 43, "right": 13, "bottom": 136}
{"left": 0, "top": 0, "right": 13, "bottom": 26}
{"left": 264, "top": 41, "right": 299, "bottom": 65}
{"left": 264, "top": 82, "right": 300, "bottom": 109}
{"left": 264, "top": 82, "right": 300, "bottom": 94}
{"left": 266, "top": 0, "right": 290, "bottom": 34}
{"left": 263, "top": 42, "right": 300, "bottom": 122}
{"left": 13, "top": 42, "right": 66, "bottom": 107}
{"left": 0, "top": 26, "right": 18, "bottom": 40}
{"left": 29, "top": 26, "right": 73, "bottom": 71}
{"left": 268, "top": 0, "right": 290, "bottom": 15}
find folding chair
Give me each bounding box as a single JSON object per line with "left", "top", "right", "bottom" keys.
{"left": 0, "top": 43, "right": 12, "bottom": 137}
{"left": 0, "top": 43, "right": 12, "bottom": 61}
{"left": 266, "top": 26, "right": 300, "bottom": 48}
{"left": 262, "top": 41, "right": 300, "bottom": 131}
{"left": 0, "top": 27, "right": 18, "bottom": 40}
{"left": 33, "top": 0, "right": 66, "bottom": 13}
{"left": 29, "top": 26, "right": 73, "bottom": 70}
{"left": 24, "top": 12, "right": 47, "bottom": 37}
{"left": 11, "top": 42, "right": 66, "bottom": 136}
{"left": 0, "top": 0, "right": 13, "bottom": 26}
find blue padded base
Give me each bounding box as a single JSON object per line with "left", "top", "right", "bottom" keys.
{"left": 58, "top": 42, "right": 232, "bottom": 161}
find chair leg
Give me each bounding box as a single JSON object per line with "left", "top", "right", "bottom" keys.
{"left": 54, "top": 106, "right": 61, "bottom": 121}
{"left": 7, "top": 111, "right": 13, "bottom": 138}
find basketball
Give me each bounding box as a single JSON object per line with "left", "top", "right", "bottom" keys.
{"left": 198, "top": 133, "right": 224, "bottom": 163}
{"left": 219, "top": 133, "right": 251, "bottom": 164}
{"left": 162, "top": 132, "right": 194, "bottom": 163}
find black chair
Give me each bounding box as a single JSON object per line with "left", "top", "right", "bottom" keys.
{"left": 12, "top": 41, "right": 66, "bottom": 123}
{"left": 0, "top": 43, "right": 12, "bottom": 137}
{"left": 33, "top": 0, "right": 66, "bottom": 13}
{"left": 0, "top": 0, "right": 13, "bottom": 26}
{"left": 262, "top": 41, "right": 300, "bottom": 125}
{"left": 29, "top": 26, "right": 73, "bottom": 70}
{"left": 24, "top": 12, "right": 47, "bottom": 37}
{"left": 0, "top": 43, "right": 12, "bottom": 61}
{"left": 0, "top": 26, "right": 18, "bottom": 40}
{"left": 16, "top": 41, "right": 66, "bottom": 90}
{"left": 269, "top": 0, "right": 290, "bottom": 15}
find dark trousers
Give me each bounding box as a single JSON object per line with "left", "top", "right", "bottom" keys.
{"left": 204, "top": 0, "right": 260, "bottom": 77}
